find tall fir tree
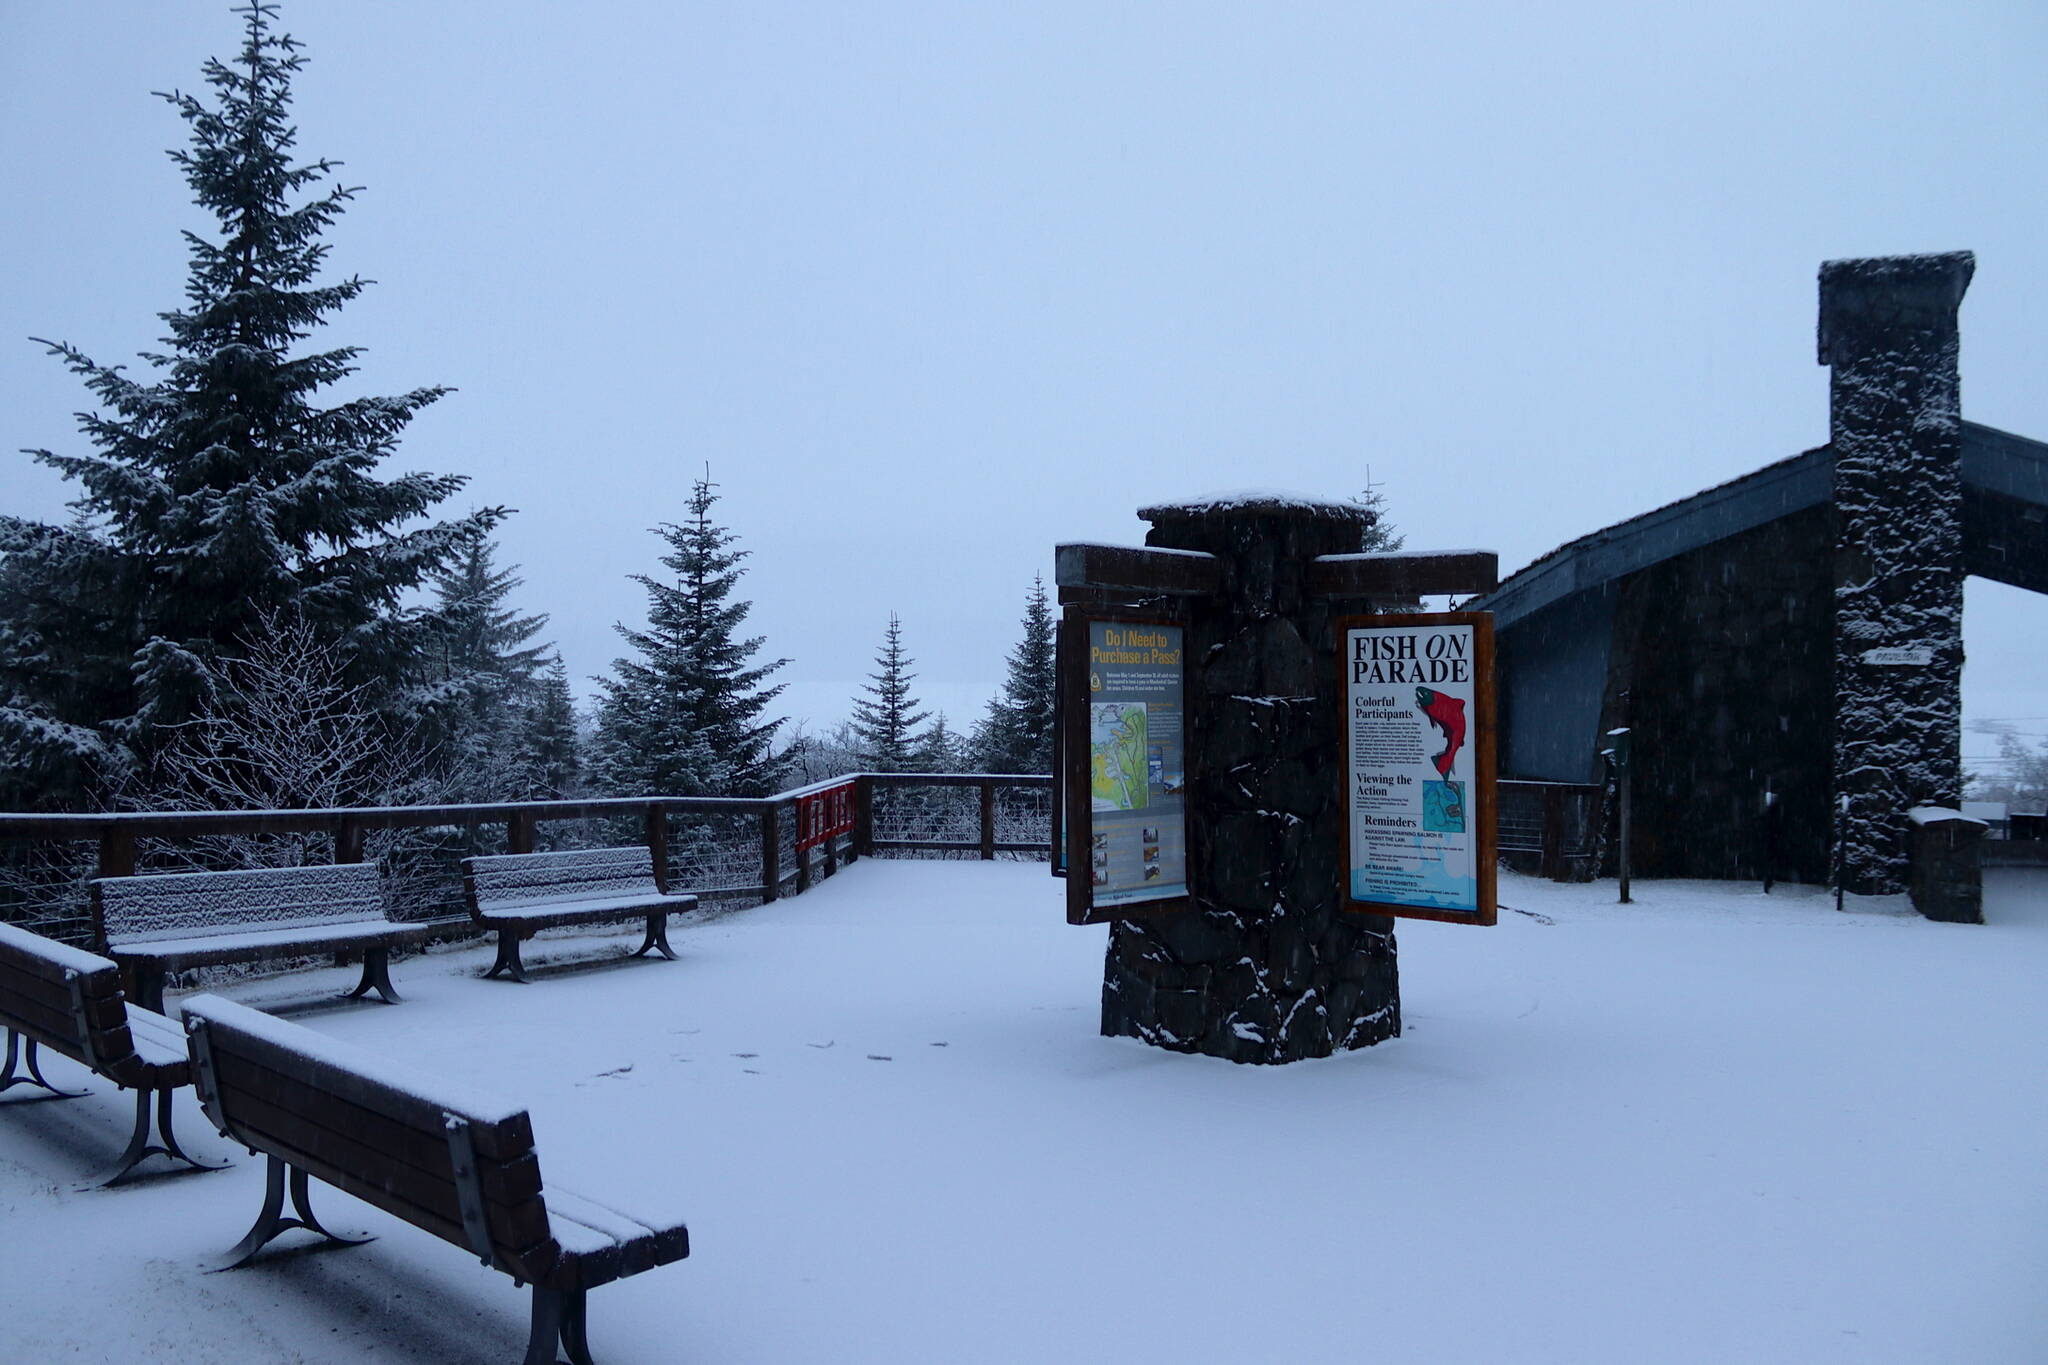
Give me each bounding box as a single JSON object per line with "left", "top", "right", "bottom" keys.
{"left": 593, "top": 472, "right": 788, "bottom": 796}
{"left": 515, "top": 658, "right": 583, "bottom": 800}
{"left": 915, "top": 712, "right": 970, "bottom": 774}
{"left": 1354, "top": 473, "right": 1405, "bottom": 553}
{"left": 421, "top": 538, "right": 552, "bottom": 798}
{"left": 971, "top": 575, "right": 1055, "bottom": 773}
{"left": 0, "top": 2, "right": 496, "bottom": 809}
{"left": 849, "top": 613, "right": 930, "bottom": 774}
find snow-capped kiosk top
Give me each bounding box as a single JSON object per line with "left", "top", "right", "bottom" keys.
{"left": 1138, "top": 489, "right": 1371, "bottom": 523}
{"left": 1907, "top": 806, "right": 1988, "bottom": 827}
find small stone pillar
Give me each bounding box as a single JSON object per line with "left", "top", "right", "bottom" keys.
{"left": 1819, "top": 252, "right": 1974, "bottom": 894}
{"left": 1905, "top": 807, "right": 1986, "bottom": 924}
{"left": 1099, "top": 496, "right": 1400, "bottom": 1063}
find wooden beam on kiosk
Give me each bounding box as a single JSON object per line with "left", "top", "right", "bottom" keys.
{"left": 1308, "top": 550, "right": 1499, "bottom": 600}
{"left": 1054, "top": 542, "right": 1220, "bottom": 598}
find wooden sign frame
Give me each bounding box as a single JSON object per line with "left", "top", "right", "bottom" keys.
{"left": 1060, "top": 607, "right": 1194, "bottom": 926}
{"left": 1337, "top": 610, "right": 1498, "bottom": 927}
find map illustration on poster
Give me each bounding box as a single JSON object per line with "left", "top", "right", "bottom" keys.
{"left": 1083, "top": 620, "right": 1186, "bottom": 908}
{"left": 1342, "top": 613, "right": 1496, "bottom": 924}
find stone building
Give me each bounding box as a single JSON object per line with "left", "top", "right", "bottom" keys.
{"left": 1469, "top": 253, "right": 2047, "bottom": 895}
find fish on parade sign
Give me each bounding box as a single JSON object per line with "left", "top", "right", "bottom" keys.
{"left": 1060, "top": 612, "right": 1190, "bottom": 924}
{"left": 1339, "top": 612, "right": 1497, "bottom": 926}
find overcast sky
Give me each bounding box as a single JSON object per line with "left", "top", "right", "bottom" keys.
{"left": 3, "top": 2, "right": 2044, "bottom": 769}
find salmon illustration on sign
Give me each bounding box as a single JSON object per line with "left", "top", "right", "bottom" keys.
{"left": 1416, "top": 686, "right": 1466, "bottom": 778}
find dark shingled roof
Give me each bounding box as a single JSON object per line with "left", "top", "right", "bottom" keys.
{"left": 1470, "top": 421, "right": 2048, "bottom": 631}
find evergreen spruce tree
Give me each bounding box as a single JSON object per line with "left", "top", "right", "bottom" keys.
{"left": 915, "top": 712, "right": 970, "bottom": 774}
{"left": 0, "top": 2, "right": 496, "bottom": 808}
{"left": 971, "top": 575, "right": 1055, "bottom": 773}
{"left": 1354, "top": 475, "right": 1405, "bottom": 553}
{"left": 422, "top": 538, "right": 552, "bottom": 798}
{"left": 593, "top": 472, "right": 788, "bottom": 796}
{"left": 849, "top": 613, "right": 930, "bottom": 774}
{"left": 514, "top": 658, "right": 583, "bottom": 800}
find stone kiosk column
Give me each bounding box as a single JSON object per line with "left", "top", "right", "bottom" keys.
{"left": 1819, "top": 252, "right": 1973, "bottom": 895}
{"left": 1058, "top": 494, "right": 1496, "bottom": 1065}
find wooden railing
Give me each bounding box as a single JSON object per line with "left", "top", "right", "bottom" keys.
{"left": 0, "top": 773, "right": 1055, "bottom": 944}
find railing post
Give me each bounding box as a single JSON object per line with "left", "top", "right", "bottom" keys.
{"left": 1540, "top": 786, "right": 1566, "bottom": 881}
{"left": 97, "top": 828, "right": 136, "bottom": 881}
{"left": 796, "top": 830, "right": 812, "bottom": 895}
{"left": 980, "top": 780, "right": 996, "bottom": 860}
{"left": 760, "top": 803, "right": 780, "bottom": 903}
{"left": 336, "top": 818, "right": 366, "bottom": 864}
{"left": 644, "top": 804, "right": 669, "bottom": 893}
{"left": 854, "top": 776, "right": 874, "bottom": 857}
{"left": 508, "top": 810, "right": 536, "bottom": 855}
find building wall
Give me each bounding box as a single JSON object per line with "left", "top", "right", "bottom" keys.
{"left": 1602, "top": 506, "right": 1837, "bottom": 883}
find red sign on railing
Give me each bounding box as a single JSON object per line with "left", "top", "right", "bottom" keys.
{"left": 795, "top": 781, "right": 857, "bottom": 852}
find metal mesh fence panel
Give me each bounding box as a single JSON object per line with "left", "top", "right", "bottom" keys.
{"left": 871, "top": 783, "right": 978, "bottom": 854}
{"left": 668, "top": 811, "right": 765, "bottom": 900}
{"left": 995, "top": 784, "right": 1052, "bottom": 854}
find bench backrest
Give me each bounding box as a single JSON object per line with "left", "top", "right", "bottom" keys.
{"left": 0, "top": 921, "right": 142, "bottom": 1073}
{"left": 93, "top": 862, "right": 388, "bottom": 949}
{"left": 463, "top": 846, "right": 662, "bottom": 916}
{"left": 182, "top": 993, "right": 564, "bottom": 1282}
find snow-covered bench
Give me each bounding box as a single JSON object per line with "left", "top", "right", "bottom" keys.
{"left": 91, "top": 862, "right": 429, "bottom": 1014}
{"left": 183, "top": 994, "right": 690, "bottom": 1365}
{"left": 0, "top": 922, "right": 223, "bottom": 1185}
{"left": 461, "top": 846, "right": 693, "bottom": 983}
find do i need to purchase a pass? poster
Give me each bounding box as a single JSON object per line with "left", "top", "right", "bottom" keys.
{"left": 1342, "top": 613, "right": 1495, "bottom": 925}
{"left": 1085, "top": 619, "right": 1186, "bottom": 909}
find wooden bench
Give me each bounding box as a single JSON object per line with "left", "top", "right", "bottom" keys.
{"left": 461, "top": 847, "right": 696, "bottom": 983}
{"left": 0, "top": 922, "right": 224, "bottom": 1185}
{"left": 183, "top": 994, "right": 690, "bottom": 1365}
{"left": 92, "top": 862, "right": 430, "bottom": 1014}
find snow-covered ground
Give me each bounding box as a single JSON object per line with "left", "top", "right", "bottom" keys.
{"left": 4, "top": 862, "right": 2044, "bottom": 1364}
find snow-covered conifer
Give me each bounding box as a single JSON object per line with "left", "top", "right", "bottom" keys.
{"left": 421, "top": 539, "right": 553, "bottom": 799}
{"left": 970, "top": 576, "right": 1055, "bottom": 774}
{"left": 515, "top": 659, "right": 584, "bottom": 800}
{"left": 0, "top": 3, "right": 497, "bottom": 807}
{"left": 593, "top": 472, "right": 788, "bottom": 796}
{"left": 849, "top": 614, "right": 930, "bottom": 774}
{"left": 915, "top": 712, "right": 971, "bottom": 774}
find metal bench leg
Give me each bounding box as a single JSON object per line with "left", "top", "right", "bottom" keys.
{"left": 0, "top": 1031, "right": 87, "bottom": 1098}
{"left": 89, "top": 1085, "right": 230, "bottom": 1187}
{"left": 209, "top": 1155, "right": 374, "bottom": 1271}
{"left": 525, "top": 1286, "right": 594, "bottom": 1365}
{"left": 486, "top": 930, "right": 530, "bottom": 983}
{"left": 344, "top": 946, "right": 403, "bottom": 1004}
{"left": 633, "top": 911, "right": 676, "bottom": 961}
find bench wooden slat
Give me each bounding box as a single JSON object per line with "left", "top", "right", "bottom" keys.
{"left": 0, "top": 955, "right": 128, "bottom": 1027}
{"left": 211, "top": 1050, "right": 546, "bottom": 1197}
{"left": 225, "top": 1118, "right": 563, "bottom": 1285}
{"left": 95, "top": 863, "right": 387, "bottom": 946}
{"left": 201, "top": 1023, "right": 535, "bottom": 1160}
{"left": 213, "top": 1080, "right": 555, "bottom": 1256}
{"left": 544, "top": 1188, "right": 692, "bottom": 1289}
{"left": 0, "top": 990, "right": 132, "bottom": 1063}
{"left": 111, "top": 919, "right": 433, "bottom": 973}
